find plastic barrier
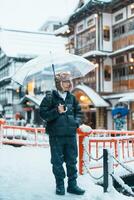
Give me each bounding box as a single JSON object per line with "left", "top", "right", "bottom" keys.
{"left": 1, "top": 124, "right": 134, "bottom": 175}
{"left": 1, "top": 125, "right": 48, "bottom": 147}
{"left": 77, "top": 129, "right": 134, "bottom": 174}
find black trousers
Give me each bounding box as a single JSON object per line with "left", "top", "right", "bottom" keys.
{"left": 49, "top": 136, "right": 78, "bottom": 186}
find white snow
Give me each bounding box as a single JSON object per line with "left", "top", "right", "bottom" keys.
{"left": 119, "top": 93, "right": 134, "bottom": 102}
{"left": 0, "top": 28, "right": 66, "bottom": 58}
{"left": 20, "top": 95, "right": 43, "bottom": 106}
{"left": 73, "top": 85, "right": 109, "bottom": 107}
{"left": 82, "top": 50, "right": 109, "bottom": 58}
{"left": 0, "top": 145, "right": 133, "bottom": 200}
{"left": 79, "top": 124, "right": 92, "bottom": 133}
{"left": 74, "top": 0, "right": 112, "bottom": 14}
{"left": 54, "top": 25, "right": 69, "bottom": 35}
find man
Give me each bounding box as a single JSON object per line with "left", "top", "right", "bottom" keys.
{"left": 39, "top": 71, "right": 85, "bottom": 195}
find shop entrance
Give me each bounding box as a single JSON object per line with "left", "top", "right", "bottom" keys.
{"left": 83, "top": 111, "right": 96, "bottom": 129}
{"left": 73, "top": 89, "right": 97, "bottom": 128}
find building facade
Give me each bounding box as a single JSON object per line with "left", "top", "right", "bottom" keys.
{"left": 59, "top": 0, "right": 134, "bottom": 130}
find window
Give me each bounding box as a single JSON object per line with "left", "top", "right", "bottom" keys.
{"left": 115, "top": 56, "right": 124, "bottom": 64}
{"left": 128, "top": 20, "right": 134, "bottom": 31}
{"left": 131, "top": 7, "right": 134, "bottom": 14}
{"left": 53, "top": 24, "right": 60, "bottom": 31}
{"left": 115, "top": 13, "right": 123, "bottom": 22}
{"left": 76, "top": 28, "right": 96, "bottom": 48}
{"left": 129, "top": 66, "right": 134, "bottom": 75}
{"left": 78, "top": 24, "right": 83, "bottom": 32}
{"left": 86, "top": 28, "right": 96, "bottom": 41}
{"left": 113, "top": 67, "right": 128, "bottom": 81}
{"left": 103, "top": 26, "right": 110, "bottom": 41}
{"left": 113, "top": 25, "right": 126, "bottom": 38}
{"left": 104, "top": 65, "right": 111, "bottom": 81}
{"left": 131, "top": 53, "right": 134, "bottom": 58}
{"left": 87, "top": 18, "right": 94, "bottom": 27}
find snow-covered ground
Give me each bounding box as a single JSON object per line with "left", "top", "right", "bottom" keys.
{"left": 0, "top": 145, "right": 133, "bottom": 200}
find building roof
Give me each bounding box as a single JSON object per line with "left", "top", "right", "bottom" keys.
{"left": 0, "top": 28, "right": 66, "bottom": 58}
{"left": 110, "top": 45, "right": 134, "bottom": 56}
{"left": 72, "top": 84, "right": 109, "bottom": 107}
{"left": 68, "top": 0, "right": 133, "bottom": 25}
{"left": 82, "top": 50, "right": 109, "bottom": 58}
{"left": 103, "top": 93, "right": 126, "bottom": 99}
{"left": 103, "top": 91, "right": 134, "bottom": 103}
{"left": 118, "top": 93, "right": 134, "bottom": 102}
{"left": 54, "top": 25, "right": 69, "bottom": 35}
{"left": 81, "top": 45, "right": 134, "bottom": 58}
{"left": 68, "top": 0, "right": 112, "bottom": 24}
{"left": 39, "top": 17, "right": 62, "bottom": 31}
{"left": 20, "top": 95, "right": 43, "bottom": 106}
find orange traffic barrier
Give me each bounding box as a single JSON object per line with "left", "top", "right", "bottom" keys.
{"left": 0, "top": 125, "right": 48, "bottom": 147}
{"left": 77, "top": 129, "right": 134, "bottom": 174}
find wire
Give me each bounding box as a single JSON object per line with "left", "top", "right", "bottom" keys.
{"left": 84, "top": 145, "right": 103, "bottom": 161}
{"left": 83, "top": 160, "right": 103, "bottom": 180}
{"left": 112, "top": 155, "right": 134, "bottom": 174}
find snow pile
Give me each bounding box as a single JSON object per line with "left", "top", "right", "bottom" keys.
{"left": 0, "top": 145, "right": 133, "bottom": 200}
{"left": 79, "top": 124, "right": 92, "bottom": 133}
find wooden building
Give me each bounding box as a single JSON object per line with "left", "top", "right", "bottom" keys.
{"left": 57, "top": 0, "right": 134, "bottom": 130}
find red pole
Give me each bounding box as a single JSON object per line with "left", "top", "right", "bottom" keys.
{"left": 78, "top": 133, "right": 85, "bottom": 175}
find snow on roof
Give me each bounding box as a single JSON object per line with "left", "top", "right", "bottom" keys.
{"left": 86, "top": 0, "right": 111, "bottom": 1}
{"left": 0, "top": 28, "right": 66, "bottom": 58}
{"left": 103, "top": 93, "right": 126, "bottom": 100}
{"left": 73, "top": 84, "right": 109, "bottom": 107}
{"left": 54, "top": 25, "right": 69, "bottom": 35}
{"left": 74, "top": 0, "right": 112, "bottom": 14}
{"left": 118, "top": 93, "right": 134, "bottom": 102}
{"left": 82, "top": 50, "right": 109, "bottom": 58}
{"left": 84, "top": 0, "right": 111, "bottom": 3}
{"left": 110, "top": 45, "right": 134, "bottom": 56}
{"left": 103, "top": 92, "right": 134, "bottom": 102}
{"left": 82, "top": 45, "right": 134, "bottom": 58}
{"left": 20, "top": 95, "right": 43, "bottom": 106}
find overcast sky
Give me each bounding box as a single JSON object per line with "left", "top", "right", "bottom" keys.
{"left": 0, "top": 0, "right": 79, "bottom": 31}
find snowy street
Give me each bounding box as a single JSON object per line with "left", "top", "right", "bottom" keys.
{"left": 0, "top": 145, "right": 133, "bottom": 200}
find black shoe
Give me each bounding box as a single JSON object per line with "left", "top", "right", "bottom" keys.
{"left": 67, "top": 185, "right": 85, "bottom": 195}
{"left": 56, "top": 186, "right": 65, "bottom": 195}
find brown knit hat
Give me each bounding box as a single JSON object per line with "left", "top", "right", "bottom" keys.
{"left": 55, "top": 71, "right": 72, "bottom": 91}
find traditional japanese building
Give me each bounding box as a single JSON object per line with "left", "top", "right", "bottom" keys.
{"left": 56, "top": 0, "right": 134, "bottom": 130}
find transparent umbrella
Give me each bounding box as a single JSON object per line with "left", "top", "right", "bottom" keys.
{"left": 12, "top": 52, "right": 96, "bottom": 86}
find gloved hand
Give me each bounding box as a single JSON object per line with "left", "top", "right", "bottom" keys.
{"left": 79, "top": 124, "right": 92, "bottom": 133}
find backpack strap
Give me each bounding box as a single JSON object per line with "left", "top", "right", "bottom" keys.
{"left": 45, "top": 90, "right": 53, "bottom": 105}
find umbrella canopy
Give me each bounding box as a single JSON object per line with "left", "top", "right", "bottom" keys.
{"left": 12, "top": 53, "right": 96, "bottom": 86}
{"left": 112, "top": 107, "right": 129, "bottom": 117}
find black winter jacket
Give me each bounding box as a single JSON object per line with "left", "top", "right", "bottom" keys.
{"left": 39, "top": 90, "right": 82, "bottom": 137}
